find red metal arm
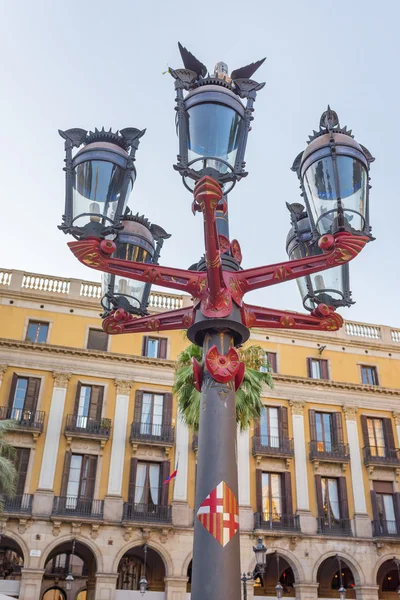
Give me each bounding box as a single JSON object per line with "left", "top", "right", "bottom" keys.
{"left": 68, "top": 239, "right": 206, "bottom": 298}
{"left": 226, "top": 233, "right": 369, "bottom": 301}
{"left": 242, "top": 302, "right": 343, "bottom": 331}
{"left": 102, "top": 306, "right": 195, "bottom": 335}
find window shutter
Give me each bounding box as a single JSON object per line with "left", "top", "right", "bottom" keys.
{"left": 282, "top": 471, "right": 293, "bottom": 516}
{"left": 74, "top": 382, "right": 82, "bottom": 415}
{"left": 133, "top": 391, "right": 143, "bottom": 423}
{"left": 254, "top": 418, "right": 260, "bottom": 437}
{"left": 60, "top": 452, "right": 72, "bottom": 497}
{"left": 279, "top": 407, "right": 289, "bottom": 445}
{"left": 360, "top": 415, "right": 369, "bottom": 447}
{"left": 315, "top": 475, "right": 323, "bottom": 516}
{"left": 337, "top": 477, "right": 349, "bottom": 519}
{"left": 89, "top": 386, "right": 104, "bottom": 421}
{"left": 142, "top": 337, "right": 149, "bottom": 357}
{"left": 393, "top": 493, "right": 400, "bottom": 531}
{"left": 370, "top": 490, "right": 380, "bottom": 522}
{"left": 383, "top": 418, "right": 396, "bottom": 450}
{"left": 160, "top": 461, "right": 170, "bottom": 505}
{"left": 128, "top": 458, "right": 138, "bottom": 503}
{"left": 24, "top": 378, "right": 41, "bottom": 413}
{"left": 320, "top": 360, "right": 329, "bottom": 380}
{"left": 159, "top": 338, "right": 168, "bottom": 359}
{"left": 14, "top": 448, "right": 30, "bottom": 495}
{"left": 309, "top": 410, "right": 317, "bottom": 441}
{"left": 82, "top": 455, "right": 97, "bottom": 499}
{"left": 306, "top": 358, "right": 312, "bottom": 378}
{"left": 7, "top": 374, "right": 18, "bottom": 409}
{"left": 162, "top": 393, "right": 173, "bottom": 428}
{"left": 267, "top": 353, "right": 277, "bottom": 373}
{"left": 333, "top": 413, "right": 344, "bottom": 445}
{"left": 256, "top": 469, "right": 263, "bottom": 514}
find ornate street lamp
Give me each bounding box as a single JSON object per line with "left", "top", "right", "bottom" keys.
{"left": 64, "top": 538, "right": 76, "bottom": 591}
{"left": 58, "top": 127, "right": 145, "bottom": 239}
{"left": 291, "top": 107, "right": 374, "bottom": 238}
{"left": 139, "top": 544, "right": 148, "bottom": 596}
{"left": 393, "top": 557, "right": 400, "bottom": 598}
{"left": 101, "top": 211, "right": 170, "bottom": 317}
{"left": 170, "top": 43, "right": 265, "bottom": 194}
{"left": 286, "top": 203, "right": 352, "bottom": 311}
{"left": 241, "top": 538, "right": 268, "bottom": 600}
{"left": 336, "top": 555, "right": 346, "bottom": 600}
{"left": 276, "top": 552, "right": 283, "bottom": 600}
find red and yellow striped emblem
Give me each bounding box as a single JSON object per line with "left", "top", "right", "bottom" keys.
{"left": 197, "top": 481, "right": 239, "bottom": 547}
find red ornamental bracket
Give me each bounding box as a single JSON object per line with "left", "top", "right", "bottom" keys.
{"left": 193, "top": 358, "right": 203, "bottom": 392}
{"left": 205, "top": 345, "right": 242, "bottom": 384}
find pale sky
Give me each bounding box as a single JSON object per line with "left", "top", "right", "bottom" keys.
{"left": 0, "top": 0, "right": 398, "bottom": 327}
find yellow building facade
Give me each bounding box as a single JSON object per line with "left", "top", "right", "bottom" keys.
{"left": 1, "top": 267, "right": 400, "bottom": 600}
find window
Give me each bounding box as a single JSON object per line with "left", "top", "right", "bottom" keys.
{"left": 374, "top": 481, "right": 396, "bottom": 534}
{"left": 142, "top": 336, "right": 167, "bottom": 359}
{"left": 13, "top": 448, "right": 30, "bottom": 495}
{"left": 87, "top": 328, "right": 108, "bottom": 351}
{"left": 367, "top": 418, "right": 385, "bottom": 457}
{"left": 261, "top": 472, "right": 282, "bottom": 520}
{"left": 321, "top": 477, "right": 340, "bottom": 521}
{"left": 315, "top": 412, "right": 333, "bottom": 452}
{"left": 361, "top": 365, "right": 378, "bottom": 386}
{"left": 73, "top": 383, "right": 104, "bottom": 428}
{"left": 260, "top": 352, "right": 277, "bottom": 373}
{"left": 134, "top": 462, "right": 161, "bottom": 507}
{"left": 307, "top": 358, "right": 329, "bottom": 380}
{"left": 140, "top": 393, "right": 164, "bottom": 436}
{"left": 61, "top": 452, "right": 97, "bottom": 509}
{"left": 26, "top": 321, "right": 49, "bottom": 343}
{"left": 8, "top": 375, "right": 40, "bottom": 420}
{"left": 260, "top": 407, "right": 279, "bottom": 448}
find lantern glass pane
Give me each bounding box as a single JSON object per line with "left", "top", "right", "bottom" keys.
{"left": 187, "top": 103, "right": 242, "bottom": 174}
{"left": 304, "top": 156, "right": 367, "bottom": 234}
{"left": 72, "top": 160, "right": 132, "bottom": 227}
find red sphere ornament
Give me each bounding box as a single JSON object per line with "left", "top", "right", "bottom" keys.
{"left": 114, "top": 308, "right": 129, "bottom": 322}
{"left": 318, "top": 234, "right": 335, "bottom": 251}
{"left": 100, "top": 239, "right": 116, "bottom": 255}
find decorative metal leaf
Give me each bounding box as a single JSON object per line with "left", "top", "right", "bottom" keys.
{"left": 230, "top": 58, "right": 266, "bottom": 81}
{"left": 178, "top": 42, "right": 207, "bottom": 78}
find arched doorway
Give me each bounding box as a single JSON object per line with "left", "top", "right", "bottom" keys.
{"left": 41, "top": 540, "right": 95, "bottom": 600}
{"left": 377, "top": 559, "right": 400, "bottom": 599}
{"left": 254, "top": 553, "right": 295, "bottom": 597}
{"left": 117, "top": 545, "right": 166, "bottom": 592}
{"left": 187, "top": 560, "right": 192, "bottom": 593}
{"left": 0, "top": 535, "right": 24, "bottom": 598}
{"left": 317, "top": 556, "right": 356, "bottom": 599}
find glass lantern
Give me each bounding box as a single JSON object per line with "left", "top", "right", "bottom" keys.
{"left": 253, "top": 537, "right": 267, "bottom": 568}
{"left": 292, "top": 108, "right": 374, "bottom": 238}
{"left": 286, "top": 203, "right": 353, "bottom": 311}
{"left": 59, "top": 127, "right": 145, "bottom": 239}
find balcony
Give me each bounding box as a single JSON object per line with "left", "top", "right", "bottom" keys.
{"left": 52, "top": 496, "right": 104, "bottom": 519}
{"left": 2, "top": 494, "right": 33, "bottom": 515}
{"left": 64, "top": 414, "right": 111, "bottom": 441}
{"left": 317, "top": 516, "right": 352, "bottom": 536}
{"left": 0, "top": 406, "right": 45, "bottom": 433}
{"left": 372, "top": 519, "right": 400, "bottom": 537}
{"left": 309, "top": 440, "right": 350, "bottom": 464}
{"left": 252, "top": 435, "right": 294, "bottom": 459}
{"left": 192, "top": 434, "right": 198, "bottom": 452}
{"left": 129, "top": 422, "right": 175, "bottom": 447}
{"left": 363, "top": 446, "right": 400, "bottom": 468}
{"left": 254, "top": 512, "right": 300, "bottom": 532}
{"left": 122, "top": 502, "right": 172, "bottom": 523}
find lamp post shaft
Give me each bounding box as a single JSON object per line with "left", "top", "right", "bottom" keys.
{"left": 191, "top": 329, "right": 241, "bottom": 600}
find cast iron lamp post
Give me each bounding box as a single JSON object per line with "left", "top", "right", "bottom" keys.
{"left": 59, "top": 43, "right": 375, "bottom": 600}
{"left": 139, "top": 543, "right": 148, "bottom": 595}
{"left": 336, "top": 554, "right": 346, "bottom": 600}
{"left": 241, "top": 538, "right": 267, "bottom": 599}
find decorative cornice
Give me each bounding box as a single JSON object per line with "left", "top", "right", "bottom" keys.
{"left": 343, "top": 405, "right": 358, "bottom": 420}
{"left": 52, "top": 371, "right": 72, "bottom": 388}
{"left": 393, "top": 412, "right": 400, "bottom": 426}
{"left": 115, "top": 379, "right": 134, "bottom": 395}
{"left": 289, "top": 400, "right": 306, "bottom": 415}
{"left": 0, "top": 364, "right": 8, "bottom": 382}
{"left": 273, "top": 373, "right": 400, "bottom": 397}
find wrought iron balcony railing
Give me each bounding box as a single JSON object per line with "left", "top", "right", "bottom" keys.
{"left": 254, "top": 512, "right": 300, "bottom": 532}
{"left": 363, "top": 445, "right": 400, "bottom": 466}
{"left": 129, "top": 421, "right": 175, "bottom": 445}
{"left": 65, "top": 414, "right": 111, "bottom": 438}
{"left": 309, "top": 440, "right": 350, "bottom": 462}
{"left": 372, "top": 519, "right": 399, "bottom": 537}
{"left": 317, "top": 516, "right": 352, "bottom": 536}
{"left": 122, "top": 502, "right": 172, "bottom": 523}
{"left": 52, "top": 496, "right": 104, "bottom": 519}
{"left": 2, "top": 494, "right": 33, "bottom": 514}
{"left": 252, "top": 435, "right": 294, "bottom": 457}
{"left": 0, "top": 406, "right": 45, "bottom": 432}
